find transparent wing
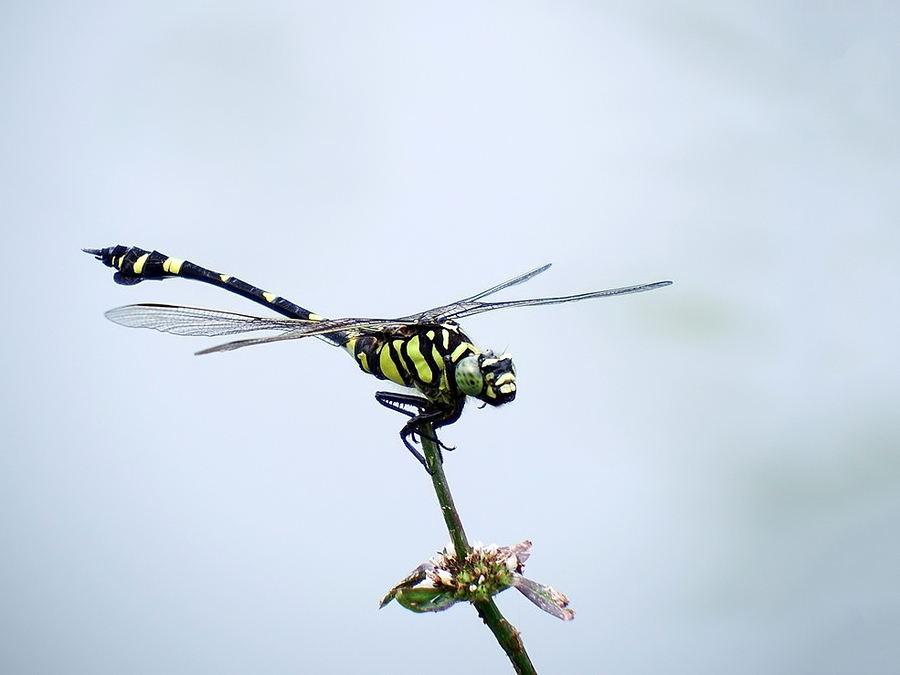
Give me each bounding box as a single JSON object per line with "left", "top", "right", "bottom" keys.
{"left": 412, "top": 279, "right": 673, "bottom": 323}
{"left": 458, "top": 263, "right": 552, "bottom": 302}
{"left": 104, "top": 304, "right": 305, "bottom": 336}
{"left": 196, "top": 330, "right": 335, "bottom": 355}
{"left": 103, "top": 270, "right": 673, "bottom": 355}
{"left": 402, "top": 264, "right": 551, "bottom": 322}
{"left": 103, "top": 303, "right": 418, "bottom": 353}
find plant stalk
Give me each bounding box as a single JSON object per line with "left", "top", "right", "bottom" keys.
{"left": 420, "top": 425, "right": 537, "bottom": 675}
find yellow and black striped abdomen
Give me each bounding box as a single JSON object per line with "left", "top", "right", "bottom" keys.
{"left": 86, "top": 245, "right": 323, "bottom": 324}
{"left": 344, "top": 323, "right": 478, "bottom": 403}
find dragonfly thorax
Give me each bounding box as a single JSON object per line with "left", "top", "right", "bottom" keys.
{"left": 455, "top": 352, "right": 517, "bottom": 406}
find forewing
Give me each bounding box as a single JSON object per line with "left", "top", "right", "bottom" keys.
{"left": 403, "top": 263, "right": 552, "bottom": 323}
{"left": 459, "top": 263, "right": 552, "bottom": 302}
{"left": 428, "top": 280, "right": 674, "bottom": 322}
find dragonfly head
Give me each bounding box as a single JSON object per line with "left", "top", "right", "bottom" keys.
{"left": 454, "top": 352, "right": 517, "bottom": 406}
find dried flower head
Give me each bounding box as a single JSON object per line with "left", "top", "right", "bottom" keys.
{"left": 380, "top": 540, "right": 574, "bottom": 621}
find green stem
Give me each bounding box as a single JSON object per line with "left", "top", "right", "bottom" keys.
{"left": 474, "top": 598, "right": 536, "bottom": 675}
{"left": 422, "top": 428, "right": 469, "bottom": 556}
{"left": 419, "top": 426, "right": 537, "bottom": 675}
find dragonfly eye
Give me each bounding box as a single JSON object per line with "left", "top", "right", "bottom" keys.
{"left": 454, "top": 355, "right": 485, "bottom": 397}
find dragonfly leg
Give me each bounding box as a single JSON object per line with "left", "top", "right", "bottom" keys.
{"left": 399, "top": 427, "right": 431, "bottom": 470}
{"left": 374, "top": 391, "right": 465, "bottom": 469}
{"left": 374, "top": 391, "right": 426, "bottom": 419}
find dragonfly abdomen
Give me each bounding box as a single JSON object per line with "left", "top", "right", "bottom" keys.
{"left": 85, "top": 245, "right": 323, "bottom": 323}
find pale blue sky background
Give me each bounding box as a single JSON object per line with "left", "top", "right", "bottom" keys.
{"left": 2, "top": 1, "right": 898, "bottom": 673}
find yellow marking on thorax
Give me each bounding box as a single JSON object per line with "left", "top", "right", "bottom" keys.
{"left": 132, "top": 253, "right": 150, "bottom": 275}
{"left": 431, "top": 344, "right": 443, "bottom": 373}
{"left": 424, "top": 331, "right": 445, "bottom": 381}
{"left": 405, "top": 335, "right": 433, "bottom": 384}
{"left": 449, "top": 342, "right": 473, "bottom": 363}
{"left": 437, "top": 366, "right": 449, "bottom": 395}
{"left": 379, "top": 341, "right": 407, "bottom": 386}
{"left": 163, "top": 257, "right": 184, "bottom": 275}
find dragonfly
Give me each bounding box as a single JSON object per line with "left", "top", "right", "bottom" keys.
{"left": 86, "top": 245, "right": 671, "bottom": 467}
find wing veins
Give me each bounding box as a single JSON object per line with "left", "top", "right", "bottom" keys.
{"left": 431, "top": 280, "right": 673, "bottom": 322}
{"left": 103, "top": 303, "right": 422, "bottom": 352}
{"left": 102, "top": 271, "right": 672, "bottom": 354}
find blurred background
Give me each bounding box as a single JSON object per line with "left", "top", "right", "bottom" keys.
{"left": 2, "top": 1, "right": 898, "bottom": 673}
